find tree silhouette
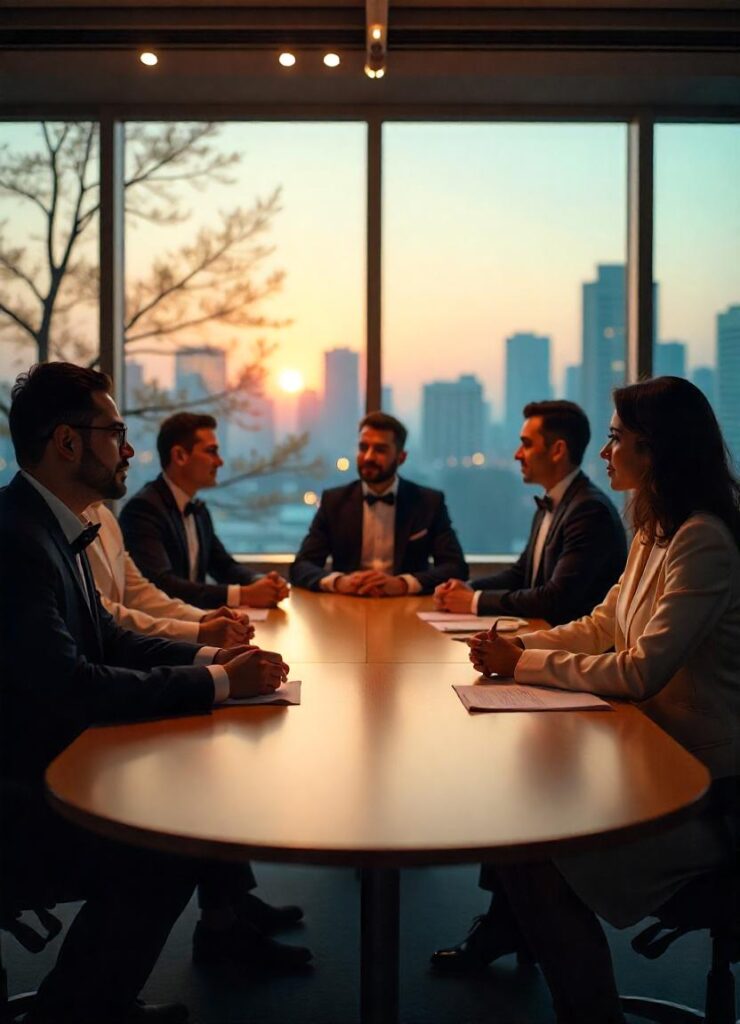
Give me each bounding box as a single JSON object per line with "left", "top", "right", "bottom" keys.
{"left": 0, "top": 121, "right": 318, "bottom": 488}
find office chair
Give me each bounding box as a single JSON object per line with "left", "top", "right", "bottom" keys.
{"left": 620, "top": 777, "right": 739, "bottom": 1024}
{"left": 0, "top": 782, "right": 62, "bottom": 1023}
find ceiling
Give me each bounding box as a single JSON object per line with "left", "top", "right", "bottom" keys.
{"left": 1, "top": 1, "right": 739, "bottom": 109}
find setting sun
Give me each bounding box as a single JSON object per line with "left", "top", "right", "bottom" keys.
{"left": 278, "top": 368, "right": 304, "bottom": 393}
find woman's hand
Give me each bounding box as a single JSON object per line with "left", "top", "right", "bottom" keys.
{"left": 467, "top": 625, "right": 523, "bottom": 678}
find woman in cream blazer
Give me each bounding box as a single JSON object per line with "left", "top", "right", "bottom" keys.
{"left": 470, "top": 376, "right": 740, "bottom": 1023}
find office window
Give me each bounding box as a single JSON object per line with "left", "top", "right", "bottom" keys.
{"left": 0, "top": 121, "right": 100, "bottom": 484}
{"left": 655, "top": 123, "right": 740, "bottom": 468}
{"left": 123, "top": 121, "right": 366, "bottom": 552}
{"left": 382, "top": 123, "right": 626, "bottom": 554}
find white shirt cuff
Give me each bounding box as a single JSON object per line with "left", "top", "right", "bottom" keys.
{"left": 320, "top": 572, "right": 342, "bottom": 592}
{"left": 206, "top": 664, "right": 231, "bottom": 703}
{"left": 227, "top": 584, "right": 241, "bottom": 607}
{"left": 471, "top": 589, "right": 482, "bottom": 614}
{"left": 194, "top": 645, "right": 219, "bottom": 666}
{"left": 400, "top": 574, "right": 422, "bottom": 595}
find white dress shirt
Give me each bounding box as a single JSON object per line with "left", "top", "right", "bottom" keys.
{"left": 162, "top": 474, "right": 241, "bottom": 607}
{"left": 320, "top": 477, "right": 421, "bottom": 593}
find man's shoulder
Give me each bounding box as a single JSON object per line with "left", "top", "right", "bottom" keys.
{"left": 566, "top": 473, "right": 620, "bottom": 517}
{"left": 319, "top": 480, "right": 362, "bottom": 506}
{"left": 121, "top": 476, "right": 168, "bottom": 515}
{"left": 398, "top": 477, "right": 445, "bottom": 505}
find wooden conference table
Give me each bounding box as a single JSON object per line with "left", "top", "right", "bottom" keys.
{"left": 46, "top": 590, "right": 710, "bottom": 1024}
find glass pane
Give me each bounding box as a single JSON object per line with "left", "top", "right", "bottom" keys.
{"left": 655, "top": 123, "right": 740, "bottom": 468}
{"left": 382, "top": 123, "right": 626, "bottom": 555}
{"left": 0, "top": 121, "right": 100, "bottom": 484}
{"left": 123, "top": 122, "right": 366, "bottom": 552}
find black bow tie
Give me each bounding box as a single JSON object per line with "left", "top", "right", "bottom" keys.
{"left": 365, "top": 493, "right": 395, "bottom": 507}
{"left": 184, "top": 499, "right": 204, "bottom": 518}
{"left": 534, "top": 495, "right": 554, "bottom": 513}
{"left": 70, "top": 522, "right": 101, "bottom": 555}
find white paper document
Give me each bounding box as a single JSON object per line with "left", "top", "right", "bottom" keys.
{"left": 424, "top": 615, "right": 528, "bottom": 633}
{"left": 238, "top": 608, "right": 270, "bottom": 621}
{"left": 222, "top": 679, "right": 301, "bottom": 707}
{"left": 452, "top": 682, "right": 611, "bottom": 713}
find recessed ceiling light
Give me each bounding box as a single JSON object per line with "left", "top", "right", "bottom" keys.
{"left": 323, "top": 53, "right": 341, "bottom": 68}
{"left": 279, "top": 52, "right": 296, "bottom": 67}
{"left": 139, "top": 51, "right": 158, "bottom": 67}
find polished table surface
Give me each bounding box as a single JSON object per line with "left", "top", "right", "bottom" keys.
{"left": 45, "top": 590, "right": 710, "bottom": 1023}
{"left": 46, "top": 589, "right": 710, "bottom": 865}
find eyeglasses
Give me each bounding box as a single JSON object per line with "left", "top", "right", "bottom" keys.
{"left": 65, "top": 423, "right": 129, "bottom": 448}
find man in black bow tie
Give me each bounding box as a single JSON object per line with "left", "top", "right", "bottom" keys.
{"left": 434, "top": 400, "right": 627, "bottom": 626}
{"left": 0, "top": 363, "right": 304, "bottom": 1024}
{"left": 430, "top": 400, "right": 627, "bottom": 976}
{"left": 290, "top": 411, "right": 468, "bottom": 595}
{"left": 121, "top": 413, "right": 289, "bottom": 610}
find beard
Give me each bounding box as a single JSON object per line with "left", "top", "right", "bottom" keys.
{"left": 358, "top": 456, "right": 399, "bottom": 486}
{"left": 77, "top": 446, "right": 128, "bottom": 500}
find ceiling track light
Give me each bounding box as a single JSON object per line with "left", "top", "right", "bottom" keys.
{"left": 365, "top": 0, "right": 388, "bottom": 79}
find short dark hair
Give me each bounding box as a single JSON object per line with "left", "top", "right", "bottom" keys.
{"left": 157, "top": 412, "right": 218, "bottom": 468}
{"left": 359, "top": 411, "right": 408, "bottom": 451}
{"left": 9, "top": 362, "right": 112, "bottom": 468}
{"left": 522, "top": 400, "right": 590, "bottom": 466}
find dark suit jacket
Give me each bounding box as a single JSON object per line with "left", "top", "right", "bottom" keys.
{"left": 0, "top": 474, "right": 215, "bottom": 784}
{"left": 119, "top": 474, "right": 257, "bottom": 609}
{"left": 473, "top": 471, "right": 627, "bottom": 624}
{"left": 289, "top": 478, "right": 468, "bottom": 593}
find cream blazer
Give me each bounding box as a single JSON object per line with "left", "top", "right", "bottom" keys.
{"left": 86, "top": 504, "right": 203, "bottom": 641}
{"left": 516, "top": 512, "right": 740, "bottom": 779}
{"left": 515, "top": 512, "right": 739, "bottom": 926}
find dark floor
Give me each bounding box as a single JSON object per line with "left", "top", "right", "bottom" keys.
{"left": 4, "top": 863, "right": 731, "bottom": 1024}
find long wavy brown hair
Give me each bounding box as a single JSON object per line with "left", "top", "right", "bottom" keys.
{"left": 613, "top": 376, "right": 740, "bottom": 547}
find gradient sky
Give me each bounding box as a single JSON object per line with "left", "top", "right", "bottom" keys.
{"left": 1, "top": 120, "right": 738, "bottom": 428}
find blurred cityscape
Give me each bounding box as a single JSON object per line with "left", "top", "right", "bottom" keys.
{"left": 1, "top": 263, "right": 737, "bottom": 556}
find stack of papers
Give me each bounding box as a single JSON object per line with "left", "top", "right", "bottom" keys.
{"left": 238, "top": 608, "right": 270, "bottom": 621}
{"left": 453, "top": 682, "right": 611, "bottom": 713}
{"left": 418, "top": 612, "right": 528, "bottom": 633}
{"left": 223, "top": 679, "right": 301, "bottom": 707}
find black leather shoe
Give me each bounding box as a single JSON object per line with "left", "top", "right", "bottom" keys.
{"left": 192, "top": 919, "right": 312, "bottom": 971}
{"left": 238, "top": 892, "right": 304, "bottom": 933}
{"left": 430, "top": 914, "right": 537, "bottom": 973}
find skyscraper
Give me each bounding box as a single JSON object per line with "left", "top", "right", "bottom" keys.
{"left": 654, "top": 340, "right": 687, "bottom": 379}
{"left": 717, "top": 305, "right": 740, "bottom": 467}
{"left": 422, "top": 374, "right": 485, "bottom": 465}
{"left": 692, "top": 366, "right": 716, "bottom": 406}
{"left": 564, "top": 364, "right": 582, "bottom": 405}
{"left": 505, "top": 332, "right": 551, "bottom": 446}
{"left": 321, "top": 347, "right": 360, "bottom": 458}
{"left": 175, "top": 345, "right": 227, "bottom": 401}
{"left": 581, "top": 265, "right": 627, "bottom": 476}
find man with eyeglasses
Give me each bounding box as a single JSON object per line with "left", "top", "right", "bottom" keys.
{"left": 0, "top": 362, "right": 306, "bottom": 1024}
{"left": 120, "top": 412, "right": 289, "bottom": 610}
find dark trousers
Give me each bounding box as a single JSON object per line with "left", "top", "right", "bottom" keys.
{"left": 497, "top": 860, "right": 625, "bottom": 1024}
{"left": 2, "top": 786, "right": 197, "bottom": 1022}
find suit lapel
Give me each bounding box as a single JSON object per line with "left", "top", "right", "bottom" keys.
{"left": 624, "top": 539, "right": 667, "bottom": 639}
{"left": 346, "top": 483, "right": 364, "bottom": 569}
{"left": 393, "top": 479, "right": 413, "bottom": 573}
{"left": 193, "top": 505, "right": 208, "bottom": 582}
{"left": 154, "top": 475, "right": 190, "bottom": 577}
{"left": 524, "top": 510, "right": 544, "bottom": 586}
